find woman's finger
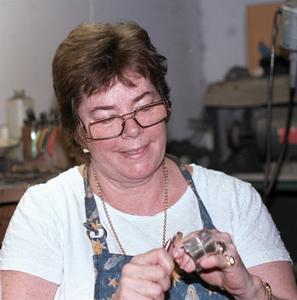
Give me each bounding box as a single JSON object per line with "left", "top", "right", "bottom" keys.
{"left": 123, "top": 263, "right": 172, "bottom": 291}
{"left": 132, "top": 248, "right": 174, "bottom": 276}
{"left": 117, "top": 275, "right": 164, "bottom": 300}
{"left": 198, "top": 252, "right": 237, "bottom": 271}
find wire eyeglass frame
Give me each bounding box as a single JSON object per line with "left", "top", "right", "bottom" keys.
{"left": 78, "top": 100, "right": 171, "bottom": 141}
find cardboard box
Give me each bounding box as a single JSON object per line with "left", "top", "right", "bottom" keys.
{"left": 246, "top": 2, "right": 283, "bottom": 74}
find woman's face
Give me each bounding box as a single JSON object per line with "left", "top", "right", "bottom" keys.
{"left": 78, "top": 72, "right": 167, "bottom": 183}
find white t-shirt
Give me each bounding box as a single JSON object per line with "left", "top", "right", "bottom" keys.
{"left": 0, "top": 164, "right": 291, "bottom": 299}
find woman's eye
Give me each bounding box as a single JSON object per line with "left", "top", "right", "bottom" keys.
{"left": 139, "top": 105, "right": 153, "bottom": 112}
{"left": 100, "top": 117, "right": 115, "bottom": 125}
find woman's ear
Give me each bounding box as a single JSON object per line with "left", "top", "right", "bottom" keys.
{"left": 73, "top": 123, "right": 89, "bottom": 154}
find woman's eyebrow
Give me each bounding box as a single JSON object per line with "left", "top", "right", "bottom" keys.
{"left": 131, "top": 91, "right": 155, "bottom": 104}
{"left": 89, "top": 91, "right": 155, "bottom": 115}
{"left": 89, "top": 105, "right": 114, "bottom": 115}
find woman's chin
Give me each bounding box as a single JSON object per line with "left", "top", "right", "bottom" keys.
{"left": 117, "top": 159, "right": 160, "bottom": 181}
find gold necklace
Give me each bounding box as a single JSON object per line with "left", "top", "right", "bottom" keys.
{"left": 92, "top": 159, "right": 169, "bottom": 255}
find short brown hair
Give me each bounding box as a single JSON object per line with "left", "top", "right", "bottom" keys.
{"left": 52, "top": 21, "right": 170, "bottom": 155}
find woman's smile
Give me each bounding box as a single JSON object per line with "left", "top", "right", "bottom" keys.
{"left": 120, "top": 144, "right": 148, "bottom": 158}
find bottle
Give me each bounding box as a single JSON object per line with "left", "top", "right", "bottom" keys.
{"left": 6, "top": 90, "right": 34, "bottom": 140}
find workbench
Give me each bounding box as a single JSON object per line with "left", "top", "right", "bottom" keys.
{"left": 0, "top": 171, "right": 57, "bottom": 245}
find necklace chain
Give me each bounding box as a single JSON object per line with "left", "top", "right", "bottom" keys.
{"left": 92, "top": 159, "right": 169, "bottom": 255}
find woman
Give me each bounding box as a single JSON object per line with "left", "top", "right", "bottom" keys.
{"left": 1, "top": 21, "right": 296, "bottom": 300}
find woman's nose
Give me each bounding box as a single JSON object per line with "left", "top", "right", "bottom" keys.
{"left": 121, "top": 117, "right": 143, "bottom": 139}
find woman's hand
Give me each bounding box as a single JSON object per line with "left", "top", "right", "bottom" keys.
{"left": 114, "top": 248, "right": 174, "bottom": 300}
{"left": 169, "top": 229, "right": 263, "bottom": 299}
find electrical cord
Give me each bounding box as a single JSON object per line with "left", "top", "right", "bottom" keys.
{"left": 263, "top": 87, "right": 296, "bottom": 204}
{"left": 263, "top": 8, "right": 296, "bottom": 205}
{"left": 263, "top": 9, "right": 280, "bottom": 196}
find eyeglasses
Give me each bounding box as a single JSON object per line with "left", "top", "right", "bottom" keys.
{"left": 78, "top": 100, "right": 171, "bottom": 140}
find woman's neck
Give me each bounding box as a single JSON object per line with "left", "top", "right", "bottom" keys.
{"left": 85, "top": 158, "right": 190, "bottom": 216}
{"left": 89, "top": 160, "right": 166, "bottom": 215}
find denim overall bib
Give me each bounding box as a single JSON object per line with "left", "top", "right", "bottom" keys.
{"left": 83, "top": 156, "right": 232, "bottom": 300}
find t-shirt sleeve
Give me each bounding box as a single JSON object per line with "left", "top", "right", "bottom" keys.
{"left": 0, "top": 185, "right": 63, "bottom": 284}
{"left": 232, "top": 183, "right": 291, "bottom": 268}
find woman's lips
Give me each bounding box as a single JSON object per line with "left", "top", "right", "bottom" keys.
{"left": 121, "top": 145, "right": 148, "bottom": 157}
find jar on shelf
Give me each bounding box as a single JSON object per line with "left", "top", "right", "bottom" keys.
{"left": 6, "top": 90, "right": 34, "bottom": 140}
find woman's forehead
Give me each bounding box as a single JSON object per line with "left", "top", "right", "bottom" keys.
{"left": 86, "top": 76, "right": 156, "bottom": 106}
{"left": 78, "top": 75, "right": 158, "bottom": 116}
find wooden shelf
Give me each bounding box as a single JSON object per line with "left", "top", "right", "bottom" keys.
{"left": 202, "top": 75, "right": 295, "bottom": 108}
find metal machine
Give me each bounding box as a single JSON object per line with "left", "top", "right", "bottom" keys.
{"left": 202, "top": 1, "right": 297, "bottom": 195}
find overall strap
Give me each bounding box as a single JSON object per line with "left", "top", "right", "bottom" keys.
{"left": 166, "top": 154, "right": 215, "bottom": 229}
{"left": 83, "top": 164, "right": 109, "bottom": 255}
